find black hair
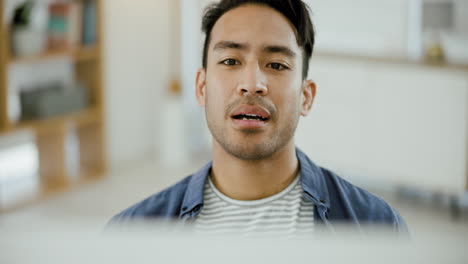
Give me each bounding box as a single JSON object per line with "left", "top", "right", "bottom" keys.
{"left": 201, "top": 0, "right": 315, "bottom": 79}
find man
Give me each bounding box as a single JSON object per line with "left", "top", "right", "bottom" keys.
{"left": 111, "top": 0, "right": 407, "bottom": 234}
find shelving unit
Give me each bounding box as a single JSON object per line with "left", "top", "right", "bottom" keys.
{"left": 8, "top": 45, "right": 98, "bottom": 64}
{"left": 0, "top": 0, "right": 106, "bottom": 212}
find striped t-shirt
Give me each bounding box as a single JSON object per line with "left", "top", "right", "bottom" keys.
{"left": 193, "top": 174, "right": 315, "bottom": 236}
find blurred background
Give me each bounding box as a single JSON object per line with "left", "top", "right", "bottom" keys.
{"left": 0, "top": 0, "right": 467, "bottom": 255}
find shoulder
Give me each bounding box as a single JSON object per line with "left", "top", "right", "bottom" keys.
{"left": 321, "top": 168, "right": 408, "bottom": 232}
{"left": 109, "top": 175, "right": 193, "bottom": 223}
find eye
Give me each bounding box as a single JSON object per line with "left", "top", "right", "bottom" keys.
{"left": 267, "top": 62, "right": 289, "bottom": 71}
{"left": 220, "top": 59, "right": 240, "bottom": 66}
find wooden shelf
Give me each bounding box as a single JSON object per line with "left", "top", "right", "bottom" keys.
{"left": 2, "top": 107, "right": 101, "bottom": 135}
{"left": 0, "top": 0, "right": 106, "bottom": 213}
{"left": 8, "top": 46, "right": 98, "bottom": 64}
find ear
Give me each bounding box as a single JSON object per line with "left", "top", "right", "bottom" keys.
{"left": 300, "top": 79, "right": 316, "bottom": 116}
{"left": 195, "top": 68, "right": 207, "bottom": 107}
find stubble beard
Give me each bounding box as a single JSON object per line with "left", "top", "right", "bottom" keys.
{"left": 205, "top": 95, "right": 301, "bottom": 161}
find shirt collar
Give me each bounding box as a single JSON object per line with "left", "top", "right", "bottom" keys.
{"left": 179, "top": 147, "right": 330, "bottom": 217}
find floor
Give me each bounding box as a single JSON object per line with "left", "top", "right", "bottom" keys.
{"left": 0, "top": 156, "right": 209, "bottom": 228}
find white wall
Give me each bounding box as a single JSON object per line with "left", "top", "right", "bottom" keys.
{"left": 179, "top": 0, "right": 215, "bottom": 156}
{"left": 307, "top": 0, "right": 409, "bottom": 58}
{"left": 298, "top": 0, "right": 468, "bottom": 194}
{"left": 180, "top": 0, "right": 206, "bottom": 155}
{"left": 297, "top": 55, "right": 468, "bottom": 194}
{"left": 308, "top": 0, "right": 468, "bottom": 63}
{"left": 103, "top": 0, "right": 170, "bottom": 166}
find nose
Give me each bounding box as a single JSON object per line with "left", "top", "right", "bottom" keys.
{"left": 237, "top": 64, "right": 268, "bottom": 96}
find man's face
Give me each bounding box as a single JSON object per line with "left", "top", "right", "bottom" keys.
{"left": 196, "top": 4, "right": 316, "bottom": 160}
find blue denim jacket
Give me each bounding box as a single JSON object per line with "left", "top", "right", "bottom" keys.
{"left": 111, "top": 148, "right": 408, "bottom": 232}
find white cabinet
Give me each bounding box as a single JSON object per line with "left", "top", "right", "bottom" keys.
{"left": 297, "top": 54, "right": 468, "bottom": 195}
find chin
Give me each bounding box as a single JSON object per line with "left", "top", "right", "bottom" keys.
{"left": 222, "top": 141, "right": 278, "bottom": 161}
{"left": 209, "top": 119, "right": 295, "bottom": 161}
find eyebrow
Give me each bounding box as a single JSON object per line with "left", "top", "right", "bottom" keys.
{"left": 263, "top": 45, "right": 296, "bottom": 58}
{"left": 212, "top": 41, "right": 296, "bottom": 58}
{"left": 213, "top": 41, "right": 248, "bottom": 51}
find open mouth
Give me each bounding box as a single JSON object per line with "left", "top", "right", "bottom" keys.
{"left": 230, "top": 105, "right": 271, "bottom": 129}
{"left": 231, "top": 114, "right": 269, "bottom": 122}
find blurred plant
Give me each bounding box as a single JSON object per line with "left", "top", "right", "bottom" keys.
{"left": 12, "top": 0, "right": 35, "bottom": 28}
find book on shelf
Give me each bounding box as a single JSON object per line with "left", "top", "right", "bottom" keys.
{"left": 47, "top": 1, "right": 95, "bottom": 51}
{"left": 48, "top": 2, "right": 71, "bottom": 50}
{"left": 82, "top": 0, "right": 97, "bottom": 46}
{"left": 68, "top": 2, "right": 83, "bottom": 48}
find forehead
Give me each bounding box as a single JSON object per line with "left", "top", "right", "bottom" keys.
{"left": 209, "top": 4, "right": 300, "bottom": 53}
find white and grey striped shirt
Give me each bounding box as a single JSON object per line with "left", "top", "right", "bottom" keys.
{"left": 193, "top": 174, "right": 315, "bottom": 236}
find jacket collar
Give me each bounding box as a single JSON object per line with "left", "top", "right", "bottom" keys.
{"left": 296, "top": 148, "right": 330, "bottom": 209}
{"left": 179, "top": 147, "right": 330, "bottom": 217}
{"left": 179, "top": 161, "right": 212, "bottom": 217}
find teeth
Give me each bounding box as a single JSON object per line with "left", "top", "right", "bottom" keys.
{"left": 234, "top": 113, "right": 267, "bottom": 121}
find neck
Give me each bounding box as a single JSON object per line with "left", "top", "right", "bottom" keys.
{"left": 210, "top": 140, "right": 299, "bottom": 201}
